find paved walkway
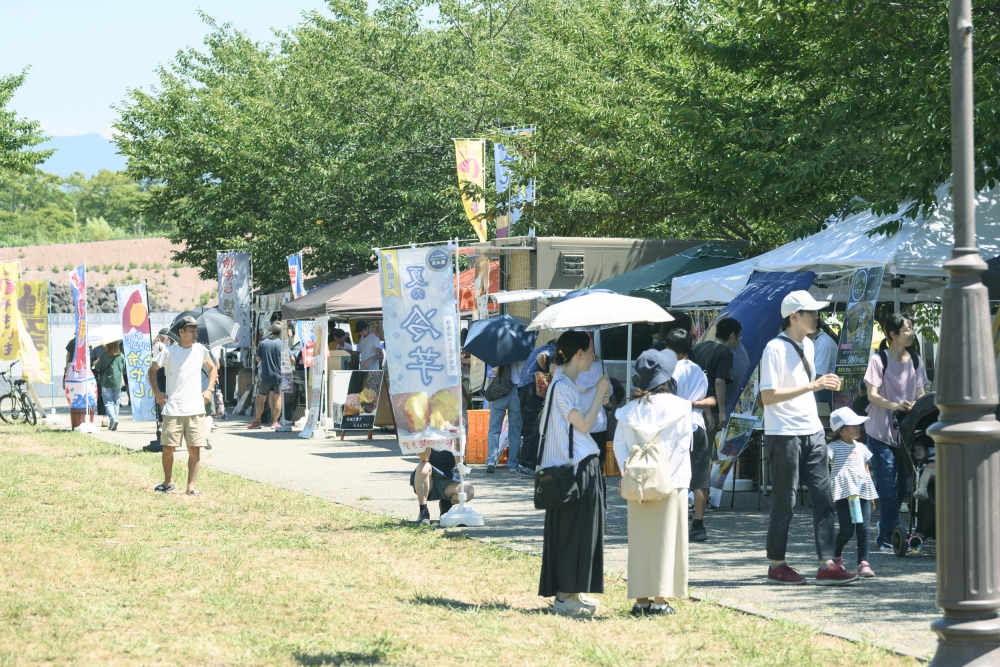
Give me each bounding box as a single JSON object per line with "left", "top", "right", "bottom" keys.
{"left": 77, "top": 411, "right": 937, "bottom": 657}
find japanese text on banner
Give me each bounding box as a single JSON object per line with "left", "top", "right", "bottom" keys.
{"left": 380, "top": 245, "right": 462, "bottom": 455}
{"left": 216, "top": 251, "right": 251, "bottom": 348}
{"left": 117, "top": 284, "right": 157, "bottom": 421}
{"left": 17, "top": 280, "right": 49, "bottom": 380}
{"left": 0, "top": 261, "right": 19, "bottom": 361}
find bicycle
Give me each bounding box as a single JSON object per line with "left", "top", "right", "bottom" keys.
{"left": 0, "top": 360, "right": 38, "bottom": 426}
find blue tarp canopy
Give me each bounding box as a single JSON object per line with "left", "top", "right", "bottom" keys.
{"left": 589, "top": 242, "right": 743, "bottom": 309}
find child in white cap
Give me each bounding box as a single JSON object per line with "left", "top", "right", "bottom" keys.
{"left": 828, "top": 406, "right": 879, "bottom": 578}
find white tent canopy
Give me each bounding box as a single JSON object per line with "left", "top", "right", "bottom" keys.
{"left": 671, "top": 182, "right": 1000, "bottom": 306}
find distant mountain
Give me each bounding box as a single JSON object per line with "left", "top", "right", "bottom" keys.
{"left": 38, "top": 134, "right": 128, "bottom": 178}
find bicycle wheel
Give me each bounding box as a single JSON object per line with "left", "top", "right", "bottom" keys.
{"left": 22, "top": 394, "right": 37, "bottom": 425}
{"left": 0, "top": 393, "right": 20, "bottom": 424}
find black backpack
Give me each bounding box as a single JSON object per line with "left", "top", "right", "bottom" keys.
{"left": 851, "top": 349, "right": 921, "bottom": 415}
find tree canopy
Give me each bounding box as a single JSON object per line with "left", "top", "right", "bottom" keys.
{"left": 114, "top": 0, "right": 1000, "bottom": 290}
{"left": 0, "top": 70, "right": 52, "bottom": 183}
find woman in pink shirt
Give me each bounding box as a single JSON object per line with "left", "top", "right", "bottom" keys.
{"left": 863, "top": 313, "right": 928, "bottom": 553}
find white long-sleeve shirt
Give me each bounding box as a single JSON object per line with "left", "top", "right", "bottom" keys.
{"left": 613, "top": 393, "right": 692, "bottom": 489}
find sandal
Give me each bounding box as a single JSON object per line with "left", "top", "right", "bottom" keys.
{"left": 154, "top": 483, "right": 176, "bottom": 493}
{"left": 187, "top": 489, "right": 202, "bottom": 496}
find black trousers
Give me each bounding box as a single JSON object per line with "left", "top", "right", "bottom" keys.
{"left": 539, "top": 455, "right": 605, "bottom": 597}
{"left": 765, "top": 431, "right": 837, "bottom": 561}
{"left": 835, "top": 497, "right": 871, "bottom": 564}
{"left": 518, "top": 384, "right": 544, "bottom": 468}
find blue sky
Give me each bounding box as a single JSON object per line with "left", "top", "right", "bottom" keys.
{"left": 0, "top": 0, "right": 337, "bottom": 139}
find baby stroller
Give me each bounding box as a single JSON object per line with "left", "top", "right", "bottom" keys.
{"left": 890, "top": 392, "right": 937, "bottom": 557}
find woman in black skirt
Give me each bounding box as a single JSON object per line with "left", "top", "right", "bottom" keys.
{"left": 538, "top": 330, "right": 610, "bottom": 617}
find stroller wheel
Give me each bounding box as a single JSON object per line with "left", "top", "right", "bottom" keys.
{"left": 892, "top": 526, "right": 908, "bottom": 557}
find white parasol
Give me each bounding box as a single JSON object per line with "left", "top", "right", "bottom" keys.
{"left": 526, "top": 292, "right": 673, "bottom": 331}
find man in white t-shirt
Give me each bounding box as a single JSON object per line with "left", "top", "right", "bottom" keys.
{"left": 148, "top": 316, "right": 218, "bottom": 495}
{"left": 760, "top": 291, "right": 856, "bottom": 586}
{"left": 355, "top": 320, "right": 383, "bottom": 371}
{"left": 665, "top": 328, "right": 715, "bottom": 542}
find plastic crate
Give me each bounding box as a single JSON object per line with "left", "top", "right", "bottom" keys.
{"left": 603, "top": 441, "right": 620, "bottom": 477}
{"left": 464, "top": 409, "right": 490, "bottom": 463}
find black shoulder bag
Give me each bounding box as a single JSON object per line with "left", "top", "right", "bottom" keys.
{"left": 533, "top": 378, "right": 581, "bottom": 511}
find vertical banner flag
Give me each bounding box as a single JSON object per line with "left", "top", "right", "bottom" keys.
{"left": 216, "top": 251, "right": 251, "bottom": 348}
{"left": 16, "top": 280, "right": 49, "bottom": 382}
{"left": 117, "top": 284, "right": 156, "bottom": 421}
{"left": 379, "top": 245, "right": 463, "bottom": 454}
{"left": 472, "top": 254, "right": 491, "bottom": 321}
{"left": 297, "top": 319, "right": 316, "bottom": 369}
{"left": 300, "top": 316, "right": 329, "bottom": 438}
{"left": 0, "top": 261, "right": 18, "bottom": 361}
{"left": 66, "top": 265, "right": 97, "bottom": 414}
{"left": 494, "top": 128, "right": 534, "bottom": 239}
{"left": 287, "top": 252, "right": 307, "bottom": 299}
{"left": 454, "top": 139, "right": 486, "bottom": 242}
{"left": 833, "top": 266, "right": 885, "bottom": 409}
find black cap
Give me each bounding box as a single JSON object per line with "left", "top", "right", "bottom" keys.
{"left": 175, "top": 315, "right": 199, "bottom": 329}
{"left": 158, "top": 327, "right": 170, "bottom": 336}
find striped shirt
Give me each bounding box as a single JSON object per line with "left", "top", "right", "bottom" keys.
{"left": 537, "top": 377, "right": 601, "bottom": 472}
{"left": 827, "top": 439, "right": 878, "bottom": 501}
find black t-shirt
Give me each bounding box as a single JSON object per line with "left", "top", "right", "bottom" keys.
{"left": 428, "top": 449, "right": 459, "bottom": 481}
{"left": 256, "top": 337, "right": 283, "bottom": 384}
{"left": 690, "top": 339, "right": 734, "bottom": 398}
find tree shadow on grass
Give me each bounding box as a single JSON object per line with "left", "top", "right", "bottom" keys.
{"left": 293, "top": 651, "right": 385, "bottom": 666}
{"left": 409, "top": 593, "right": 511, "bottom": 611}
{"left": 294, "top": 633, "right": 400, "bottom": 666}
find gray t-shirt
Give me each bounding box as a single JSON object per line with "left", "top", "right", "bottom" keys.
{"left": 257, "top": 337, "right": 283, "bottom": 385}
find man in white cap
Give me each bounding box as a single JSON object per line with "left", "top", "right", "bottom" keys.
{"left": 760, "top": 290, "right": 856, "bottom": 585}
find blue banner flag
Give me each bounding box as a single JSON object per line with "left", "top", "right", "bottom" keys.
{"left": 379, "top": 245, "right": 463, "bottom": 455}
{"left": 287, "top": 252, "right": 307, "bottom": 299}
{"left": 494, "top": 128, "right": 534, "bottom": 238}
{"left": 717, "top": 270, "right": 817, "bottom": 418}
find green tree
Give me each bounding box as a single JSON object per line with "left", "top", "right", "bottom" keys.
{"left": 0, "top": 70, "right": 52, "bottom": 182}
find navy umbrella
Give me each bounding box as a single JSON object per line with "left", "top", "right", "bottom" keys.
{"left": 463, "top": 315, "right": 537, "bottom": 367}
{"left": 169, "top": 307, "right": 240, "bottom": 347}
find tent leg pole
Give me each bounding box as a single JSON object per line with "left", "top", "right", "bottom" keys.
{"left": 626, "top": 324, "right": 632, "bottom": 398}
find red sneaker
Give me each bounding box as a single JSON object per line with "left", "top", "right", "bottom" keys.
{"left": 816, "top": 562, "right": 859, "bottom": 585}
{"left": 767, "top": 563, "right": 806, "bottom": 585}
{"left": 271, "top": 422, "right": 281, "bottom": 429}
{"left": 246, "top": 421, "right": 262, "bottom": 429}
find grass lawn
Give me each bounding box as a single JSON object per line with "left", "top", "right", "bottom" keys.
{"left": 0, "top": 424, "right": 915, "bottom": 666}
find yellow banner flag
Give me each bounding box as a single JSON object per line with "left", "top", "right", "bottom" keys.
{"left": 379, "top": 250, "right": 403, "bottom": 300}
{"left": 17, "top": 281, "right": 49, "bottom": 381}
{"left": 454, "top": 139, "right": 487, "bottom": 242}
{"left": 0, "top": 261, "right": 19, "bottom": 361}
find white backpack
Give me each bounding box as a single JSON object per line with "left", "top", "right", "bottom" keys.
{"left": 619, "top": 410, "right": 687, "bottom": 503}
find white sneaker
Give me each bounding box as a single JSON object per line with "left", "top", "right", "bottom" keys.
{"left": 900, "top": 502, "right": 909, "bottom": 514}
{"left": 553, "top": 594, "right": 597, "bottom": 618}
{"left": 578, "top": 593, "right": 599, "bottom": 606}
{"left": 879, "top": 543, "right": 894, "bottom": 554}
{"left": 913, "top": 487, "right": 929, "bottom": 500}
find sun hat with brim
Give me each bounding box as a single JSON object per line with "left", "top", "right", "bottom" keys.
{"left": 175, "top": 315, "right": 199, "bottom": 330}
{"left": 780, "top": 290, "right": 830, "bottom": 318}
{"left": 830, "top": 406, "right": 869, "bottom": 433}
{"left": 634, "top": 348, "right": 678, "bottom": 391}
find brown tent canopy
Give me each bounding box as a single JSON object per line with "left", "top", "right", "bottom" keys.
{"left": 280, "top": 271, "right": 382, "bottom": 320}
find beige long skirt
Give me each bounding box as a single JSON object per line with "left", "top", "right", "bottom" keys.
{"left": 627, "top": 489, "right": 689, "bottom": 600}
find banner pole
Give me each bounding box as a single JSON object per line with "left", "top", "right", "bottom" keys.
{"left": 48, "top": 278, "right": 54, "bottom": 414}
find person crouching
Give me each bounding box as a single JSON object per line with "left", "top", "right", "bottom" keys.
{"left": 411, "top": 448, "right": 474, "bottom": 525}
